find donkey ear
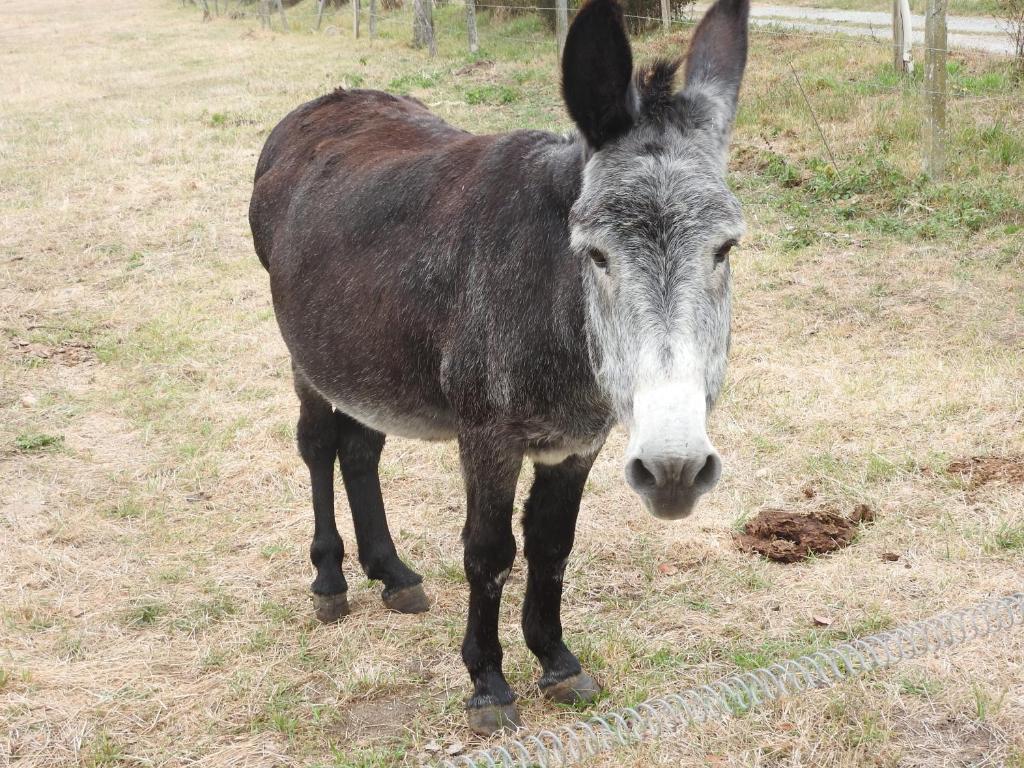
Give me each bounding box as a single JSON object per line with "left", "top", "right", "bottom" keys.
{"left": 561, "top": 0, "right": 635, "bottom": 150}
{"left": 682, "top": 0, "right": 750, "bottom": 127}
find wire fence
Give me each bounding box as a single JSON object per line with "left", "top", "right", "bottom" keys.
{"left": 441, "top": 592, "right": 1024, "bottom": 768}
{"left": 182, "top": 0, "right": 1022, "bottom": 190}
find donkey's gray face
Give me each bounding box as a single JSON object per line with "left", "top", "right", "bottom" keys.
{"left": 574, "top": 130, "right": 742, "bottom": 519}
{"left": 562, "top": 0, "right": 749, "bottom": 519}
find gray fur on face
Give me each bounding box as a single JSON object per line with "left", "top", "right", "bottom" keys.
{"left": 571, "top": 92, "right": 744, "bottom": 425}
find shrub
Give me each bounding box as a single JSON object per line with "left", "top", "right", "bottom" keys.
{"left": 995, "top": 0, "right": 1024, "bottom": 78}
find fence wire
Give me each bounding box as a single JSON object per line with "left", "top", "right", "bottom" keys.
{"left": 440, "top": 593, "right": 1024, "bottom": 768}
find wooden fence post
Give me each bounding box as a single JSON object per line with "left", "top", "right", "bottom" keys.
{"left": 316, "top": 0, "right": 326, "bottom": 29}
{"left": 413, "top": 0, "right": 436, "bottom": 55}
{"left": 556, "top": 0, "right": 568, "bottom": 57}
{"left": 370, "top": 0, "right": 378, "bottom": 38}
{"left": 274, "top": 0, "right": 288, "bottom": 30}
{"left": 661, "top": 0, "right": 671, "bottom": 31}
{"left": 353, "top": 0, "right": 361, "bottom": 37}
{"left": 923, "top": 0, "right": 946, "bottom": 179}
{"left": 466, "top": 0, "right": 479, "bottom": 53}
{"left": 892, "top": 0, "right": 913, "bottom": 74}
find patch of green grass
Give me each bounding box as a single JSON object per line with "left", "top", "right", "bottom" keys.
{"left": 246, "top": 628, "right": 274, "bottom": 653}
{"left": 865, "top": 453, "right": 899, "bottom": 483}
{"left": 437, "top": 559, "right": 467, "bottom": 584}
{"left": 57, "top": 632, "right": 85, "bottom": 662}
{"left": 972, "top": 684, "right": 1008, "bottom": 721}
{"left": 843, "top": 607, "right": 896, "bottom": 638}
{"left": 900, "top": 673, "right": 942, "bottom": 698}
{"left": 83, "top": 731, "right": 124, "bottom": 767}
{"left": 328, "top": 745, "right": 408, "bottom": 768}
{"left": 105, "top": 498, "right": 146, "bottom": 520}
{"left": 979, "top": 122, "right": 1024, "bottom": 166}
{"left": 174, "top": 592, "right": 238, "bottom": 632}
{"left": 260, "top": 684, "right": 303, "bottom": 738}
{"left": 200, "top": 650, "right": 228, "bottom": 670}
{"left": 260, "top": 600, "right": 295, "bottom": 623}
{"left": 0, "top": 668, "right": 9, "bottom": 691}
{"left": 727, "top": 631, "right": 832, "bottom": 671}
{"left": 122, "top": 600, "right": 167, "bottom": 627}
{"left": 260, "top": 542, "right": 291, "bottom": 559}
{"left": 952, "top": 67, "right": 1013, "bottom": 96}
{"left": 986, "top": 520, "right": 1024, "bottom": 553}
{"left": 387, "top": 70, "right": 440, "bottom": 92}
{"left": 805, "top": 451, "right": 844, "bottom": 481}
{"left": 14, "top": 432, "right": 64, "bottom": 452}
{"left": 464, "top": 84, "right": 520, "bottom": 105}
{"left": 724, "top": 563, "right": 772, "bottom": 592}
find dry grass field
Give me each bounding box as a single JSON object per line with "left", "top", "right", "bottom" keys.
{"left": 2, "top": 1, "right": 1023, "bottom": 766}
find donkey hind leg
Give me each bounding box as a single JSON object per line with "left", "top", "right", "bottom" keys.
{"left": 458, "top": 432, "right": 524, "bottom": 736}
{"left": 522, "top": 453, "right": 602, "bottom": 705}
{"left": 336, "top": 412, "right": 428, "bottom": 614}
{"left": 295, "top": 374, "right": 350, "bottom": 623}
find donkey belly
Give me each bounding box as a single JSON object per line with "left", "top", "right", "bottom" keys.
{"left": 320, "top": 387, "right": 457, "bottom": 441}
{"left": 281, "top": 302, "right": 459, "bottom": 442}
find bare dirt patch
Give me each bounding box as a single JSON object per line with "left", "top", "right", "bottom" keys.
{"left": 947, "top": 455, "right": 1024, "bottom": 490}
{"left": 734, "top": 504, "right": 874, "bottom": 563}
{"left": 10, "top": 338, "right": 96, "bottom": 366}
{"left": 335, "top": 691, "right": 421, "bottom": 743}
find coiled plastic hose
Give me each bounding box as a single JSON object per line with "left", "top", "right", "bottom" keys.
{"left": 441, "top": 592, "right": 1024, "bottom": 768}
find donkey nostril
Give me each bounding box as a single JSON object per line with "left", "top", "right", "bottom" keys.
{"left": 693, "top": 452, "right": 722, "bottom": 491}
{"left": 626, "top": 457, "right": 658, "bottom": 492}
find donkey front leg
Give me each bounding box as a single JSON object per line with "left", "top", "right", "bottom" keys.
{"left": 458, "top": 432, "right": 523, "bottom": 735}
{"left": 522, "top": 453, "right": 602, "bottom": 705}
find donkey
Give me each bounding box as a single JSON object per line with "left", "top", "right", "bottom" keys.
{"left": 250, "top": 0, "right": 749, "bottom": 734}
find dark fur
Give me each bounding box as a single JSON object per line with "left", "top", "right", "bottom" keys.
{"left": 250, "top": 0, "right": 749, "bottom": 732}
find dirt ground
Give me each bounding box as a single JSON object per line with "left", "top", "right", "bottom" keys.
{"left": 2, "top": 1, "right": 1022, "bottom": 766}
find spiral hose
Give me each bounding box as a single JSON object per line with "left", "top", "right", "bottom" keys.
{"left": 441, "top": 592, "right": 1024, "bottom": 768}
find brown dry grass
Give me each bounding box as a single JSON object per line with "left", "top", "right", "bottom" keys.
{"left": 1, "top": 1, "right": 1023, "bottom": 766}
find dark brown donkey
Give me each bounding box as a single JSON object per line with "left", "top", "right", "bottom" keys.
{"left": 250, "top": 0, "right": 749, "bottom": 734}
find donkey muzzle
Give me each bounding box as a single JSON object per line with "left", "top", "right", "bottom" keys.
{"left": 623, "top": 383, "right": 722, "bottom": 520}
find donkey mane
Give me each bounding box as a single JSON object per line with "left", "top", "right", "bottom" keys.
{"left": 634, "top": 58, "right": 682, "bottom": 120}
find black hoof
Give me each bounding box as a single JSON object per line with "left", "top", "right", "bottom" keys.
{"left": 312, "top": 592, "right": 350, "bottom": 623}
{"left": 466, "top": 702, "right": 522, "bottom": 736}
{"left": 540, "top": 671, "right": 602, "bottom": 705}
{"left": 382, "top": 583, "right": 430, "bottom": 614}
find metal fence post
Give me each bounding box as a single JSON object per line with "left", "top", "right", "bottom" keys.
{"left": 923, "top": 0, "right": 947, "bottom": 179}
{"left": 556, "top": 0, "right": 568, "bottom": 57}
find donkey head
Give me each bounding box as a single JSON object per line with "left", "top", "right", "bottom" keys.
{"left": 564, "top": 0, "right": 749, "bottom": 519}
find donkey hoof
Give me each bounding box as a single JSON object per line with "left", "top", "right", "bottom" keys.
{"left": 382, "top": 583, "right": 430, "bottom": 614}
{"left": 540, "top": 671, "right": 603, "bottom": 705}
{"left": 466, "top": 702, "right": 522, "bottom": 736}
{"left": 312, "top": 592, "right": 350, "bottom": 623}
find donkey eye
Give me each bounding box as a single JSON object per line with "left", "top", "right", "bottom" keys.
{"left": 589, "top": 248, "right": 609, "bottom": 272}
{"left": 714, "top": 239, "right": 737, "bottom": 265}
